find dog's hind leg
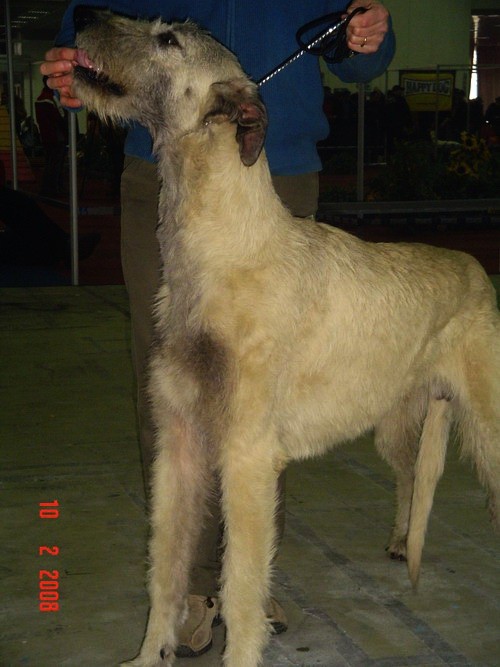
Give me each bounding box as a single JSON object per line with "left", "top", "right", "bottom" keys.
{"left": 219, "top": 431, "right": 281, "bottom": 667}
{"left": 374, "top": 391, "right": 426, "bottom": 561}
{"left": 406, "top": 397, "right": 453, "bottom": 588}
{"left": 123, "top": 412, "right": 211, "bottom": 667}
{"left": 457, "top": 325, "right": 500, "bottom": 532}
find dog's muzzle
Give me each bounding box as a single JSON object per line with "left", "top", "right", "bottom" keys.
{"left": 73, "top": 7, "right": 125, "bottom": 97}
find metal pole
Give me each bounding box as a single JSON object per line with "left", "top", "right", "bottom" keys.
{"left": 434, "top": 65, "right": 440, "bottom": 143}
{"left": 384, "top": 69, "right": 389, "bottom": 163}
{"left": 465, "top": 69, "right": 471, "bottom": 133}
{"left": 356, "top": 82, "right": 365, "bottom": 206}
{"left": 68, "top": 113, "right": 79, "bottom": 285}
{"left": 28, "top": 61, "right": 34, "bottom": 125}
{"left": 4, "top": 0, "right": 18, "bottom": 189}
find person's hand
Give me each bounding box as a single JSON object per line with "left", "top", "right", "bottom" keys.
{"left": 40, "top": 47, "right": 83, "bottom": 108}
{"left": 345, "top": 1, "right": 390, "bottom": 55}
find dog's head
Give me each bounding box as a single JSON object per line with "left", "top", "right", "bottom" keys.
{"left": 73, "top": 7, "right": 267, "bottom": 165}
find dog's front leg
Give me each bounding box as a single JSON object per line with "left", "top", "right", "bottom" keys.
{"left": 122, "top": 412, "right": 209, "bottom": 667}
{"left": 219, "top": 431, "right": 281, "bottom": 667}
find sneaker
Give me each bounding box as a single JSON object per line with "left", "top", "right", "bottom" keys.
{"left": 266, "top": 597, "right": 288, "bottom": 635}
{"left": 174, "top": 595, "right": 287, "bottom": 658}
{"left": 175, "top": 595, "right": 221, "bottom": 658}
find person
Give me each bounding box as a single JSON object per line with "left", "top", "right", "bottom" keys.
{"left": 35, "top": 77, "right": 68, "bottom": 196}
{"left": 485, "top": 96, "right": 500, "bottom": 138}
{"left": 385, "top": 84, "right": 413, "bottom": 150}
{"left": 440, "top": 88, "right": 468, "bottom": 142}
{"left": 0, "top": 159, "right": 100, "bottom": 268}
{"left": 41, "top": 0, "right": 394, "bottom": 658}
{"left": 365, "top": 87, "right": 386, "bottom": 161}
{"left": 1, "top": 90, "right": 27, "bottom": 137}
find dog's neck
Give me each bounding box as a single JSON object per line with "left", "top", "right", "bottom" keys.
{"left": 154, "top": 124, "right": 289, "bottom": 276}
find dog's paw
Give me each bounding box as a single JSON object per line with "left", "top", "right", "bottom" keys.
{"left": 385, "top": 540, "right": 407, "bottom": 562}
{"left": 120, "top": 647, "right": 174, "bottom": 667}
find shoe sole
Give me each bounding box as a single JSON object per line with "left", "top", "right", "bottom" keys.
{"left": 174, "top": 614, "right": 222, "bottom": 658}
{"left": 174, "top": 638, "right": 213, "bottom": 658}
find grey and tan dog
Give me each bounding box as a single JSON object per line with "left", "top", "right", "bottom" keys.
{"left": 73, "top": 8, "right": 500, "bottom": 667}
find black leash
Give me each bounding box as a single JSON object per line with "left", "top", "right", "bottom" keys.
{"left": 257, "top": 6, "right": 368, "bottom": 88}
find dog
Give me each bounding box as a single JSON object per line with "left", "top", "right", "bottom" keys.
{"left": 73, "top": 8, "right": 500, "bottom": 666}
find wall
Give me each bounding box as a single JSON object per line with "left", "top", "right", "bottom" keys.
{"left": 322, "top": 0, "right": 473, "bottom": 93}
{"left": 387, "top": 0, "right": 471, "bottom": 69}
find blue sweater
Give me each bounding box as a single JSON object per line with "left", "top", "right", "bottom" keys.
{"left": 56, "top": 1, "right": 395, "bottom": 175}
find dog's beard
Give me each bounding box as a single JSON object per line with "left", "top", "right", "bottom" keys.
{"left": 74, "top": 48, "right": 125, "bottom": 97}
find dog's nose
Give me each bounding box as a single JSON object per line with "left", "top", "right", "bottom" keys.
{"left": 73, "top": 6, "right": 99, "bottom": 33}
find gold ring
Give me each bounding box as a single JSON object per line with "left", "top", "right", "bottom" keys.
{"left": 361, "top": 36, "right": 368, "bottom": 47}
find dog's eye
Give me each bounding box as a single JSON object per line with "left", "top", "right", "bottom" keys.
{"left": 157, "top": 31, "right": 180, "bottom": 48}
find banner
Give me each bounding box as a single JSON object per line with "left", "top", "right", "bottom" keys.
{"left": 399, "top": 71, "right": 455, "bottom": 112}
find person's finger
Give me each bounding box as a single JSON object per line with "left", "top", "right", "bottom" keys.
{"left": 346, "top": 3, "right": 389, "bottom": 54}
{"left": 44, "top": 46, "right": 78, "bottom": 64}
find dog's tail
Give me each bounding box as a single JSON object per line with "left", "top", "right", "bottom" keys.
{"left": 406, "top": 397, "right": 453, "bottom": 589}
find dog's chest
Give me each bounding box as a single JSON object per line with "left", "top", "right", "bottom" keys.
{"left": 181, "top": 331, "right": 228, "bottom": 395}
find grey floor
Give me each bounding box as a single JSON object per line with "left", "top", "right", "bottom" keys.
{"left": 1, "top": 283, "right": 499, "bottom": 667}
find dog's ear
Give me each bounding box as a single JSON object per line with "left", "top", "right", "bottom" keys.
{"left": 204, "top": 79, "right": 267, "bottom": 166}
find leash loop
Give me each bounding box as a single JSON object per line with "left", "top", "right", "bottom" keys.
{"left": 257, "top": 6, "right": 367, "bottom": 87}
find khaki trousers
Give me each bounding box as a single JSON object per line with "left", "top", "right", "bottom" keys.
{"left": 120, "top": 156, "right": 318, "bottom": 594}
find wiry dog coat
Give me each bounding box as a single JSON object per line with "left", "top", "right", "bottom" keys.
{"left": 73, "top": 9, "right": 500, "bottom": 666}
